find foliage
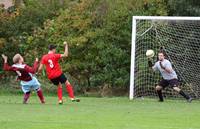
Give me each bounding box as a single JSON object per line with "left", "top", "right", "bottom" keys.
{"left": 4, "top": 0, "right": 199, "bottom": 93}
{"left": 0, "top": 0, "right": 66, "bottom": 70}
{"left": 167, "top": 0, "right": 200, "bottom": 16}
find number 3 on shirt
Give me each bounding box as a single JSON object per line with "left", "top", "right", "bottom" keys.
{"left": 48, "top": 59, "right": 54, "bottom": 68}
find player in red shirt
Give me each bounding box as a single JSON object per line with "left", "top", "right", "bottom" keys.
{"left": 38, "top": 41, "right": 80, "bottom": 104}
{"left": 2, "top": 54, "right": 45, "bottom": 104}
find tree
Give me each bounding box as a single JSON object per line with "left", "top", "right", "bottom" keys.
{"left": 167, "top": 0, "right": 200, "bottom": 16}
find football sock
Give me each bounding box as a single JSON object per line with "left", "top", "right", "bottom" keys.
{"left": 157, "top": 90, "right": 164, "bottom": 101}
{"left": 57, "top": 86, "right": 63, "bottom": 101}
{"left": 65, "top": 83, "right": 74, "bottom": 99}
{"left": 37, "top": 89, "right": 45, "bottom": 103}
{"left": 23, "top": 92, "right": 30, "bottom": 103}
{"left": 179, "top": 90, "right": 190, "bottom": 100}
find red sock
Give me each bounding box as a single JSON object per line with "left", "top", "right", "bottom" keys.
{"left": 66, "top": 82, "right": 74, "bottom": 99}
{"left": 23, "top": 92, "right": 30, "bottom": 103}
{"left": 57, "top": 86, "right": 63, "bottom": 101}
{"left": 37, "top": 89, "right": 45, "bottom": 103}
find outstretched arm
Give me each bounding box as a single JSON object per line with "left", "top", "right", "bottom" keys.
{"left": 2, "top": 54, "right": 8, "bottom": 63}
{"left": 148, "top": 58, "right": 154, "bottom": 69}
{"left": 61, "top": 41, "right": 68, "bottom": 57}
{"left": 2, "top": 54, "right": 13, "bottom": 71}
{"left": 147, "top": 57, "right": 158, "bottom": 71}
{"left": 148, "top": 58, "right": 154, "bottom": 68}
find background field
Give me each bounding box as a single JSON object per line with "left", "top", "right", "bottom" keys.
{"left": 0, "top": 95, "right": 199, "bottom": 129}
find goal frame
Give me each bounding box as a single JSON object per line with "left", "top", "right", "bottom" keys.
{"left": 129, "top": 16, "right": 200, "bottom": 100}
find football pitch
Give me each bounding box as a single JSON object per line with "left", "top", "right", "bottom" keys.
{"left": 0, "top": 95, "right": 199, "bottom": 129}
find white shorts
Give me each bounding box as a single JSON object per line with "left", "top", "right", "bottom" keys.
{"left": 20, "top": 77, "right": 41, "bottom": 93}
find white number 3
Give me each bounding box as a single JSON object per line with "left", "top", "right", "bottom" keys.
{"left": 48, "top": 59, "right": 54, "bottom": 68}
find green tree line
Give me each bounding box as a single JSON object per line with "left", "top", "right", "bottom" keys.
{"left": 0, "top": 0, "right": 199, "bottom": 94}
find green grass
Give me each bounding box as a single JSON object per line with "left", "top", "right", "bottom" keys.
{"left": 0, "top": 95, "right": 199, "bottom": 129}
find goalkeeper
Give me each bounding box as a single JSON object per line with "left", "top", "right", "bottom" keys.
{"left": 148, "top": 51, "right": 192, "bottom": 102}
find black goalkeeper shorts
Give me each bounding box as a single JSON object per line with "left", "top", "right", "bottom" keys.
{"left": 158, "top": 79, "right": 180, "bottom": 89}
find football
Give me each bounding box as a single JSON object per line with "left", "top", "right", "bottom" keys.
{"left": 146, "top": 49, "right": 155, "bottom": 58}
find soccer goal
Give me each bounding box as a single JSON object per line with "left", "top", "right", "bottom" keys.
{"left": 130, "top": 16, "right": 200, "bottom": 100}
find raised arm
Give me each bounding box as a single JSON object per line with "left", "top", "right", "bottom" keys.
{"left": 147, "top": 58, "right": 157, "bottom": 71}
{"left": 148, "top": 58, "right": 153, "bottom": 68}
{"left": 61, "top": 41, "right": 68, "bottom": 57}
{"left": 25, "top": 58, "right": 39, "bottom": 74}
{"left": 38, "top": 63, "right": 44, "bottom": 74}
{"left": 2, "top": 54, "right": 7, "bottom": 63}
{"left": 2, "top": 54, "right": 13, "bottom": 71}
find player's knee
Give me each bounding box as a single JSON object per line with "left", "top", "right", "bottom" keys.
{"left": 65, "top": 80, "right": 70, "bottom": 85}
{"left": 156, "top": 85, "right": 162, "bottom": 91}
{"left": 58, "top": 83, "right": 62, "bottom": 88}
{"left": 26, "top": 91, "right": 31, "bottom": 94}
{"left": 173, "top": 87, "right": 181, "bottom": 92}
{"left": 35, "top": 87, "right": 41, "bottom": 91}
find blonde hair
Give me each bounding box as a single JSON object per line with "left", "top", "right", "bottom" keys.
{"left": 13, "top": 54, "right": 22, "bottom": 64}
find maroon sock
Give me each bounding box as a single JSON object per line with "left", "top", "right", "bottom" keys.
{"left": 23, "top": 92, "right": 30, "bottom": 103}
{"left": 37, "top": 89, "right": 45, "bottom": 103}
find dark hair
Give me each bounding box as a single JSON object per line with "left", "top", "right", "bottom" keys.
{"left": 158, "top": 51, "right": 165, "bottom": 55}
{"left": 158, "top": 50, "right": 169, "bottom": 59}
{"left": 48, "top": 44, "right": 57, "bottom": 50}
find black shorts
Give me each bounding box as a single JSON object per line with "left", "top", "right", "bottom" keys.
{"left": 158, "top": 79, "right": 180, "bottom": 89}
{"left": 50, "top": 73, "right": 67, "bottom": 85}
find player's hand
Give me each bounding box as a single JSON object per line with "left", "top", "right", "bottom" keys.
{"left": 148, "top": 60, "right": 153, "bottom": 67}
{"left": 159, "top": 61, "right": 165, "bottom": 69}
{"left": 1, "top": 54, "right": 7, "bottom": 60}
{"left": 35, "top": 58, "right": 39, "bottom": 62}
{"left": 35, "top": 72, "right": 39, "bottom": 76}
{"left": 63, "top": 41, "right": 68, "bottom": 46}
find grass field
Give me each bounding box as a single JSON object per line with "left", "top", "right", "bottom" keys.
{"left": 0, "top": 95, "right": 199, "bottom": 129}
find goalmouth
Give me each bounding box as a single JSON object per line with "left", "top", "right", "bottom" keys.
{"left": 130, "top": 16, "right": 200, "bottom": 100}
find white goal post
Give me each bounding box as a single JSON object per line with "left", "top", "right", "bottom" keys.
{"left": 130, "top": 16, "right": 200, "bottom": 100}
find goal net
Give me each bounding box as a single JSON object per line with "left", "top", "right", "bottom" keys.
{"left": 130, "top": 16, "right": 200, "bottom": 100}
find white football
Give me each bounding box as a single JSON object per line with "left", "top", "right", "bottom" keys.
{"left": 146, "top": 49, "right": 155, "bottom": 58}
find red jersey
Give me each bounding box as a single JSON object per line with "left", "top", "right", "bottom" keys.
{"left": 41, "top": 53, "right": 62, "bottom": 79}
{"left": 3, "top": 61, "right": 39, "bottom": 81}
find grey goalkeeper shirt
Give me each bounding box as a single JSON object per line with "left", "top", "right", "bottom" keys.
{"left": 152, "top": 59, "right": 178, "bottom": 80}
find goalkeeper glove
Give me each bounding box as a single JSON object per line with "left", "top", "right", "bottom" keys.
{"left": 148, "top": 59, "right": 153, "bottom": 67}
